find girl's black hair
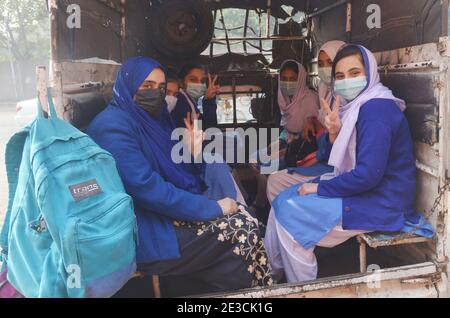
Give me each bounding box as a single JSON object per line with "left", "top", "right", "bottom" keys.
{"left": 179, "top": 63, "right": 206, "bottom": 80}
{"left": 333, "top": 45, "right": 365, "bottom": 74}
{"left": 166, "top": 67, "right": 180, "bottom": 83}
{"left": 281, "top": 61, "right": 299, "bottom": 74}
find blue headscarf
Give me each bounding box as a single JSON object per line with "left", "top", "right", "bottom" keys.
{"left": 111, "top": 57, "right": 206, "bottom": 194}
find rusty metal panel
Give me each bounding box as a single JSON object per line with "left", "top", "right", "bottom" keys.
{"left": 56, "top": 0, "right": 122, "bottom": 62}
{"left": 205, "top": 262, "right": 440, "bottom": 298}
{"left": 122, "top": 0, "right": 154, "bottom": 59}
{"left": 311, "top": 0, "right": 443, "bottom": 53}
{"left": 59, "top": 61, "right": 120, "bottom": 85}
{"left": 358, "top": 233, "right": 432, "bottom": 249}
{"left": 380, "top": 72, "right": 439, "bottom": 145}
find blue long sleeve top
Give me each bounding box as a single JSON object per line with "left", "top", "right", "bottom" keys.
{"left": 318, "top": 98, "right": 417, "bottom": 232}
{"left": 86, "top": 105, "right": 223, "bottom": 264}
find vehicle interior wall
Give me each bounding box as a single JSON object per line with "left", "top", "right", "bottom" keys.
{"left": 53, "top": 1, "right": 445, "bottom": 61}
{"left": 54, "top": 0, "right": 447, "bottom": 124}
{"left": 310, "top": 0, "right": 445, "bottom": 52}
{"left": 49, "top": 0, "right": 448, "bottom": 288}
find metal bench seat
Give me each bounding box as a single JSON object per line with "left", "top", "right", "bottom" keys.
{"left": 357, "top": 232, "right": 433, "bottom": 272}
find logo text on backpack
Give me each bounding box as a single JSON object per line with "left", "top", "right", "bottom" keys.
{"left": 69, "top": 179, "right": 103, "bottom": 202}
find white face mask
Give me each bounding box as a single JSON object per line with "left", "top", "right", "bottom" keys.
{"left": 318, "top": 67, "right": 332, "bottom": 85}
{"left": 186, "top": 83, "right": 207, "bottom": 100}
{"left": 165, "top": 95, "right": 178, "bottom": 113}
{"left": 334, "top": 76, "right": 368, "bottom": 101}
{"left": 280, "top": 81, "right": 298, "bottom": 97}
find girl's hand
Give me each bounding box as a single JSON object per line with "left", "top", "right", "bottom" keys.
{"left": 205, "top": 74, "right": 220, "bottom": 100}
{"left": 218, "top": 198, "right": 239, "bottom": 216}
{"left": 183, "top": 112, "right": 204, "bottom": 159}
{"left": 321, "top": 96, "right": 342, "bottom": 143}
{"left": 301, "top": 118, "right": 322, "bottom": 142}
{"left": 297, "top": 183, "right": 319, "bottom": 196}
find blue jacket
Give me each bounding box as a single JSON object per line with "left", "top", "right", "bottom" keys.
{"left": 318, "top": 98, "right": 417, "bottom": 232}
{"left": 171, "top": 93, "right": 218, "bottom": 130}
{"left": 86, "top": 105, "right": 223, "bottom": 264}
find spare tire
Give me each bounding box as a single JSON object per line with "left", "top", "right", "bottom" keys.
{"left": 149, "top": 0, "right": 214, "bottom": 58}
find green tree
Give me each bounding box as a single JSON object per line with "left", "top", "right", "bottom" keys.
{"left": 0, "top": 0, "right": 50, "bottom": 62}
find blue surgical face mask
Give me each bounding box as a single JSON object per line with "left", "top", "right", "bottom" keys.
{"left": 280, "top": 81, "right": 298, "bottom": 97}
{"left": 186, "top": 83, "right": 207, "bottom": 100}
{"left": 334, "top": 76, "right": 368, "bottom": 101}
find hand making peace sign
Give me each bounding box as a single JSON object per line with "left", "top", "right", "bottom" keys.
{"left": 183, "top": 112, "right": 204, "bottom": 159}
{"left": 321, "top": 95, "right": 342, "bottom": 144}
{"left": 204, "top": 74, "right": 220, "bottom": 100}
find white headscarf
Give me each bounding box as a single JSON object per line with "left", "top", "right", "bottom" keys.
{"left": 317, "top": 40, "right": 346, "bottom": 125}
{"left": 322, "top": 44, "right": 406, "bottom": 179}
{"left": 278, "top": 60, "right": 320, "bottom": 135}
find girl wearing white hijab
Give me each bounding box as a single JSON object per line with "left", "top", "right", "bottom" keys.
{"left": 266, "top": 41, "right": 346, "bottom": 204}
{"left": 317, "top": 40, "right": 347, "bottom": 125}
{"left": 265, "top": 44, "right": 432, "bottom": 283}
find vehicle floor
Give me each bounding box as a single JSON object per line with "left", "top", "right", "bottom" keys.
{"left": 112, "top": 237, "right": 423, "bottom": 298}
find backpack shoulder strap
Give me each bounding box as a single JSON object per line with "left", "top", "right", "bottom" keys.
{"left": 0, "top": 128, "right": 30, "bottom": 262}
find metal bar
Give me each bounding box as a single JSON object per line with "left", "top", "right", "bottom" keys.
{"left": 416, "top": 161, "right": 440, "bottom": 178}
{"left": 266, "top": 0, "right": 272, "bottom": 38}
{"left": 215, "top": 26, "right": 243, "bottom": 31}
{"left": 212, "top": 35, "right": 307, "bottom": 43}
{"left": 346, "top": 1, "right": 352, "bottom": 41}
{"left": 219, "top": 9, "right": 231, "bottom": 53}
{"left": 120, "top": 0, "right": 126, "bottom": 61}
{"left": 378, "top": 60, "right": 438, "bottom": 72}
{"left": 358, "top": 237, "right": 367, "bottom": 273}
{"left": 243, "top": 9, "right": 249, "bottom": 54}
{"left": 232, "top": 77, "right": 237, "bottom": 125}
{"left": 63, "top": 81, "right": 108, "bottom": 94}
{"left": 258, "top": 10, "right": 263, "bottom": 54}
{"left": 51, "top": 63, "right": 64, "bottom": 118}
{"left": 152, "top": 275, "right": 161, "bottom": 298}
{"left": 210, "top": 10, "right": 217, "bottom": 58}
{"left": 306, "top": 0, "right": 348, "bottom": 19}
{"left": 206, "top": 262, "right": 438, "bottom": 298}
{"left": 218, "top": 90, "right": 263, "bottom": 95}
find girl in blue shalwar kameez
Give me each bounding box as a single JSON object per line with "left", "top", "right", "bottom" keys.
{"left": 264, "top": 44, "right": 434, "bottom": 283}
{"left": 86, "top": 57, "right": 273, "bottom": 296}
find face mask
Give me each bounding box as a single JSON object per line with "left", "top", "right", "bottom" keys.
{"left": 318, "top": 67, "right": 332, "bottom": 85}
{"left": 165, "top": 95, "right": 178, "bottom": 113}
{"left": 186, "top": 83, "right": 207, "bottom": 100}
{"left": 280, "top": 81, "right": 297, "bottom": 97}
{"left": 334, "top": 76, "right": 368, "bottom": 101}
{"left": 135, "top": 88, "right": 166, "bottom": 117}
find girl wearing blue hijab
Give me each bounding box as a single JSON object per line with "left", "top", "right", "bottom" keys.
{"left": 86, "top": 57, "right": 273, "bottom": 296}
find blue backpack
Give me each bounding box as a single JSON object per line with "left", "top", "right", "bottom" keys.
{"left": 0, "top": 94, "right": 137, "bottom": 298}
